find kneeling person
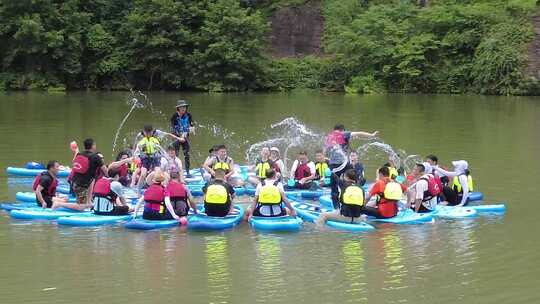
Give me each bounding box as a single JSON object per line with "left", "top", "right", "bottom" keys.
{"left": 203, "top": 169, "right": 235, "bottom": 217}
{"left": 316, "top": 169, "right": 366, "bottom": 226}
{"left": 92, "top": 168, "right": 130, "bottom": 216}
{"left": 247, "top": 169, "right": 296, "bottom": 219}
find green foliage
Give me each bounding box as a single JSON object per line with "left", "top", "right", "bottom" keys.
{"left": 0, "top": 0, "right": 537, "bottom": 94}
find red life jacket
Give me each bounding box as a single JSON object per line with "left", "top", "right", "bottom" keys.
{"left": 166, "top": 180, "right": 187, "bottom": 201}
{"left": 92, "top": 178, "right": 117, "bottom": 201}
{"left": 32, "top": 172, "right": 58, "bottom": 197}
{"left": 325, "top": 130, "right": 346, "bottom": 147}
{"left": 118, "top": 164, "right": 128, "bottom": 178}
{"left": 144, "top": 183, "right": 166, "bottom": 212}
{"left": 378, "top": 201, "right": 398, "bottom": 218}
{"left": 421, "top": 175, "right": 442, "bottom": 201}
{"left": 271, "top": 160, "right": 281, "bottom": 173}
{"left": 72, "top": 153, "right": 90, "bottom": 175}
{"left": 294, "top": 162, "right": 311, "bottom": 180}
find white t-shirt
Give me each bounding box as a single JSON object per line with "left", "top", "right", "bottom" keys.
{"left": 160, "top": 156, "right": 182, "bottom": 173}
{"left": 414, "top": 175, "right": 436, "bottom": 209}
{"left": 289, "top": 160, "right": 315, "bottom": 179}
{"left": 255, "top": 179, "right": 285, "bottom": 196}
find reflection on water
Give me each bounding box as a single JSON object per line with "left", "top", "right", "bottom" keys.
{"left": 341, "top": 239, "right": 368, "bottom": 303}
{"left": 205, "top": 235, "right": 231, "bottom": 304}
{"left": 255, "top": 236, "right": 285, "bottom": 303}
{"left": 381, "top": 230, "right": 407, "bottom": 288}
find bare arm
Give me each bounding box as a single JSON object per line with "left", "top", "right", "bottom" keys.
{"left": 164, "top": 197, "right": 180, "bottom": 220}
{"left": 247, "top": 195, "right": 258, "bottom": 219}
{"left": 350, "top": 131, "right": 379, "bottom": 139}
{"left": 433, "top": 166, "right": 459, "bottom": 178}
{"left": 281, "top": 191, "right": 296, "bottom": 217}
{"left": 35, "top": 185, "right": 47, "bottom": 208}
{"left": 225, "top": 160, "right": 236, "bottom": 179}
{"left": 202, "top": 159, "right": 215, "bottom": 175}
{"left": 108, "top": 157, "right": 132, "bottom": 170}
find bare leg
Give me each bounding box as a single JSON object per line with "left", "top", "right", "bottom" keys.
{"left": 137, "top": 167, "right": 148, "bottom": 188}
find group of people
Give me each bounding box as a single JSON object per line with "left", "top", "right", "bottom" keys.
{"left": 31, "top": 100, "right": 475, "bottom": 226}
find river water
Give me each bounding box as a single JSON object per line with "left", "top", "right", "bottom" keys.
{"left": 0, "top": 92, "right": 538, "bottom": 303}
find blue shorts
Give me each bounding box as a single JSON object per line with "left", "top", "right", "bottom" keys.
{"left": 141, "top": 155, "right": 160, "bottom": 170}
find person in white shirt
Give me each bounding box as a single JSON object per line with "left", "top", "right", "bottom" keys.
{"left": 269, "top": 147, "right": 286, "bottom": 179}
{"left": 287, "top": 151, "right": 316, "bottom": 190}
{"left": 406, "top": 163, "right": 437, "bottom": 213}
{"left": 246, "top": 169, "right": 296, "bottom": 220}
{"left": 160, "top": 145, "right": 185, "bottom": 183}
{"left": 433, "top": 160, "right": 473, "bottom": 206}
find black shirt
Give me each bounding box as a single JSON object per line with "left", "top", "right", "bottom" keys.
{"left": 39, "top": 172, "right": 54, "bottom": 199}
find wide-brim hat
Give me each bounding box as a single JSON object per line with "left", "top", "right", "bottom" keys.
{"left": 175, "top": 100, "right": 189, "bottom": 108}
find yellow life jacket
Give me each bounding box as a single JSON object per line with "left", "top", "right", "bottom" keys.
{"left": 258, "top": 180, "right": 282, "bottom": 205}
{"left": 138, "top": 136, "right": 160, "bottom": 155}
{"left": 389, "top": 167, "right": 399, "bottom": 180}
{"left": 315, "top": 161, "right": 329, "bottom": 178}
{"left": 204, "top": 184, "right": 229, "bottom": 204}
{"left": 383, "top": 181, "right": 403, "bottom": 200}
{"left": 129, "top": 161, "right": 137, "bottom": 174}
{"left": 452, "top": 175, "right": 474, "bottom": 193}
{"left": 341, "top": 185, "right": 365, "bottom": 206}
{"left": 212, "top": 157, "right": 231, "bottom": 172}
{"left": 255, "top": 160, "right": 272, "bottom": 179}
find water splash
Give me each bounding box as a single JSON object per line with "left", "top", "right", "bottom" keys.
{"left": 246, "top": 117, "right": 323, "bottom": 170}
{"left": 357, "top": 142, "right": 422, "bottom": 173}
{"left": 111, "top": 90, "right": 147, "bottom": 156}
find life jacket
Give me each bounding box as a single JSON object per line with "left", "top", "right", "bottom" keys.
{"left": 212, "top": 156, "right": 231, "bottom": 173}
{"left": 340, "top": 185, "right": 364, "bottom": 218}
{"left": 174, "top": 113, "right": 191, "bottom": 134}
{"left": 271, "top": 160, "right": 282, "bottom": 173}
{"left": 93, "top": 178, "right": 117, "bottom": 201}
{"left": 92, "top": 178, "right": 118, "bottom": 212}
{"left": 388, "top": 167, "right": 399, "bottom": 180}
{"left": 452, "top": 174, "right": 474, "bottom": 193}
{"left": 129, "top": 161, "right": 138, "bottom": 173}
{"left": 294, "top": 162, "right": 311, "bottom": 180}
{"left": 166, "top": 180, "right": 187, "bottom": 202}
{"left": 257, "top": 180, "right": 282, "bottom": 205}
{"left": 138, "top": 132, "right": 160, "bottom": 155}
{"left": 383, "top": 180, "right": 403, "bottom": 201}
{"left": 420, "top": 175, "right": 442, "bottom": 201}
{"left": 325, "top": 130, "right": 347, "bottom": 147}
{"left": 144, "top": 183, "right": 166, "bottom": 213}
{"left": 315, "top": 161, "right": 330, "bottom": 179}
{"left": 32, "top": 172, "right": 58, "bottom": 197}
{"left": 118, "top": 163, "right": 129, "bottom": 178}
{"left": 204, "top": 182, "right": 229, "bottom": 205}
{"left": 255, "top": 159, "right": 273, "bottom": 179}
{"left": 373, "top": 179, "right": 401, "bottom": 218}
{"left": 72, "top": 153, "right": 90, "bottom": 175}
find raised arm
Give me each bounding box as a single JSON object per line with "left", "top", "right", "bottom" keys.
{"left": 350, "top": 130, "right": 379, "bottom": 139}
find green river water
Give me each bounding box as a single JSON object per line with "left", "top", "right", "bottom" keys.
{"left": 0, "top": 92, "right": 538, "bottom": 304}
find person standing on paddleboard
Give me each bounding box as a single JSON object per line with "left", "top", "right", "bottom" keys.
{"left": 170, "top": 100, "right": 195, "bottom": 177}
{"left": 325, "top": 124, "right": 379, "bottom": 209}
